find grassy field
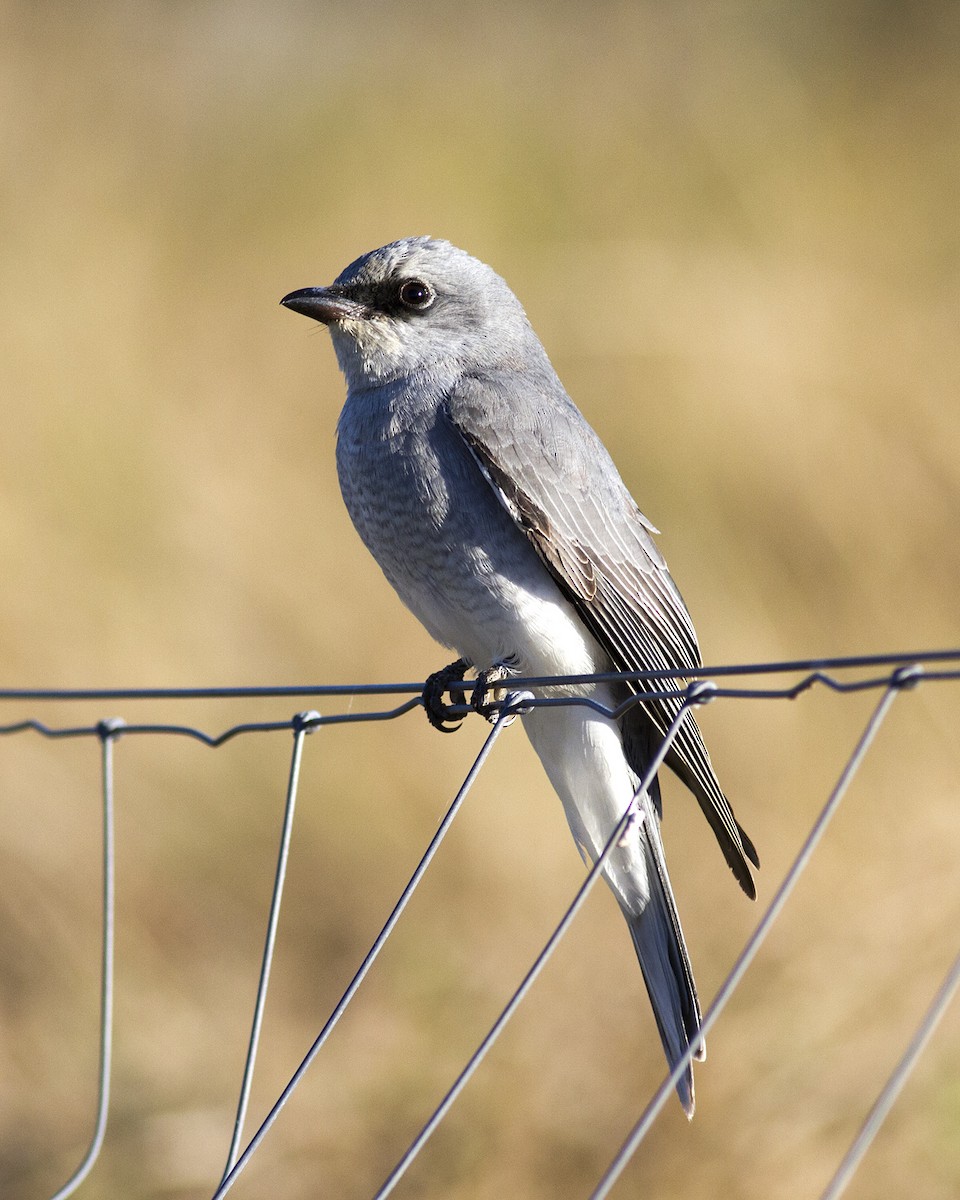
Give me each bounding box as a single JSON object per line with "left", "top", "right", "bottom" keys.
{"left": 1, "top": 3, "right": 959, "bottom": 1197}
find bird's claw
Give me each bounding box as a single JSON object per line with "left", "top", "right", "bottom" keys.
{"left": 471, "top": 662, "right": 512, "bottom": 724}
{"left": 422, "top": 658, "right": 469, "bottom": 732}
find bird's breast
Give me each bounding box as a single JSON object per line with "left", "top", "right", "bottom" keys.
{"left": 334, "top": 390, "right": 608, "bottom": 678}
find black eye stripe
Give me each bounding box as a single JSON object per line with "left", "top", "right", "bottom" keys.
{"left": 398, "top": 278, "right": 434, "bottom": 310}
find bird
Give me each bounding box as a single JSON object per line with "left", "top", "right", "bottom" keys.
{"left": 281, "top": 237, "right": 758, "bottom": 1115}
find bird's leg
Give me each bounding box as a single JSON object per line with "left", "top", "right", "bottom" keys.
{"left": 471, "top": 658, "right": 517, "bottom": 724}
{"left": 618, "top": 799, "right": 646, "bottom": 847}
{"left": 422, "top": 657, "right": 470, "bottom": 732}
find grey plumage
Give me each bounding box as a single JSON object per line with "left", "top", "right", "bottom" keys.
{"left": 281, "top": 236, "right": 758, "bottom": 1115}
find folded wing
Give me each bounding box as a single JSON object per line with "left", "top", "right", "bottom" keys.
{"left": 447, "top": 370, "right": 759, "bottom": 897}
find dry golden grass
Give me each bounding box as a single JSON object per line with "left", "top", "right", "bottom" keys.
{"left": 1, "top": 3, "right": 959, "bottom": 1197}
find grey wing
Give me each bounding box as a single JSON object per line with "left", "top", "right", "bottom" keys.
{"left": 446, "top": 371, "right": 759, "bottom": 898}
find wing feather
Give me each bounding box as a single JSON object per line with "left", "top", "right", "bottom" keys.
{"left": 447, "top": 372, "right": 758, "bottom": 895}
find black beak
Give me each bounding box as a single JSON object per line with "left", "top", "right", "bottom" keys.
{"left": 280, "top": 286, "right": 366, "bottom": 324}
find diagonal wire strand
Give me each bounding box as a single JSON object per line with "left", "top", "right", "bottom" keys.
{"left": 49, "top": 718, "right": 123, "bottom": 1200}
{"left": 819, "top": 948, "right": 960, "bottom": 1200}
{"left": 588, "top": 668, "right": 918, "bottom": 1200}
{"left": 369, "top": 684, "right": 710, "bottom": 1200}
{"left": 220, "top": 711, "right": 320, "bottom": 1182}
{"left": 210, "top": 691, "right": 532, "bottom": 1199}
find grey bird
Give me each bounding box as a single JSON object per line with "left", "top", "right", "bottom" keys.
{"left": 281, "top": 237, "right": 758, "bottom": 1115}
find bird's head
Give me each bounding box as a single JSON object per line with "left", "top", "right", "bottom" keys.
{"left": 281, "top": 237, "right": 539, "bottom": 389}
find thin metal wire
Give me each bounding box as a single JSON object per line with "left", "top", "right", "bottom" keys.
{"left": 210, "top": 690, "right": 533, "bottom": 1199}
{"left": 370, "top": 685, "right": 709, "bottom": 1200}
{"left": 588, "top": 669, "right": 917, "bottom": 1200}
{"left": 220, "top": 711, "right": 320, "bottom": 1182}
{"left": 2, "top": 647, "right": 959, "bottom": 704}
{"left": 819, "top": 948, "right": 960, "bottom": 1200}
{"left": 49, "top": 718, "right": 123, "bottom": 1200}
{"left": 5, "top": 654, "right": 954, "bottom": 1198}
{"left": 3, "top": 655, "right": 960, "bottom": 749}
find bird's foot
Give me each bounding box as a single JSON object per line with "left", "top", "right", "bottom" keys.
{"left": 471, "top": 659, "right": 517, "bottom": 724}
{"left": 422, "top": 658, "right": 470, "bottom": 732}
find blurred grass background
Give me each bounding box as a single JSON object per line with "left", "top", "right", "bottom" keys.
{"left": 1, "top": 1, "right": 959, "bottom": 1197}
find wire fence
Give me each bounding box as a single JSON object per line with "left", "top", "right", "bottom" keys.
{"left": 3, "top": 649, "right": 960, "bottom": 1199}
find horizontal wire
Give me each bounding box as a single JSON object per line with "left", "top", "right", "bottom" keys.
{"left": 1, "top": 648, "right": 958, "bottom": 705}
{"left": 0, "top": 659, "right": 957, "bottom": 747}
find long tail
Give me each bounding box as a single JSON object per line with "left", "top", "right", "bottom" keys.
{"left": 625, "top": 792, "right": 704, "bottom": 1118}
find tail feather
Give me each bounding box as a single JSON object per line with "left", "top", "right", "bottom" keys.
{"left": 626, "top": 793, "right": 703, "bottom": 1118}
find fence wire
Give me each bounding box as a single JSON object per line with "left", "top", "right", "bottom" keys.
{"left": 2, "top": 649, "right": 959, "bottom": 1200}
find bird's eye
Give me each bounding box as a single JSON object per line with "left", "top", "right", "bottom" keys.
{"left": 398, "top": 279, "right": 434, "bottom": 311}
